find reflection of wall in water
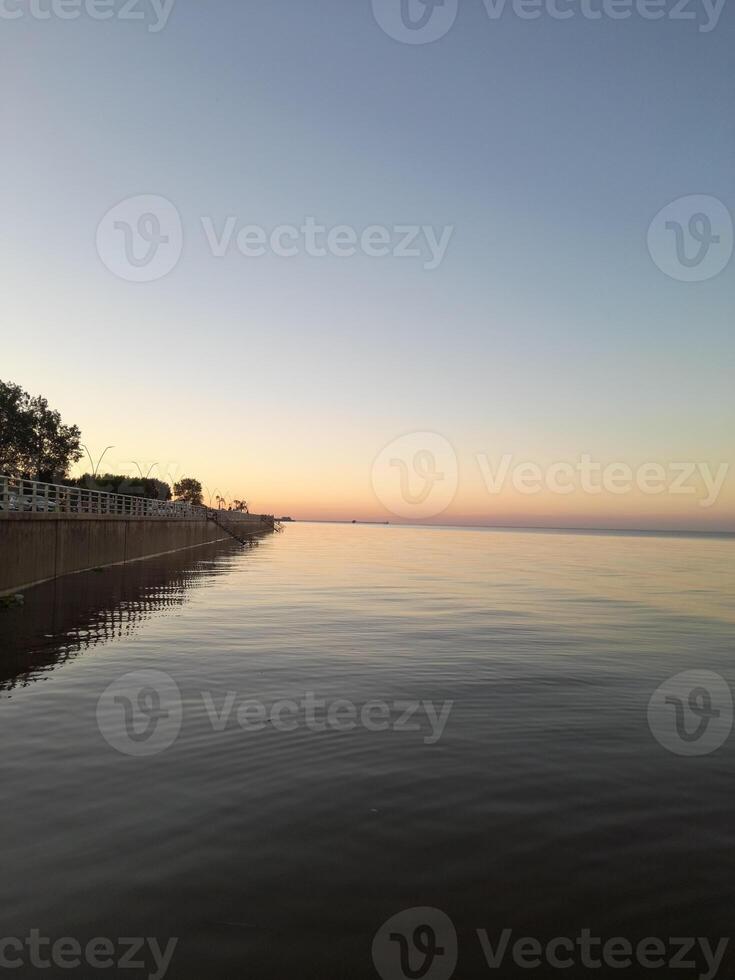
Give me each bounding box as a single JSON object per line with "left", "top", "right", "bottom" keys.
{"left": 0, "top": 538, "right": 252, "bottom": 692}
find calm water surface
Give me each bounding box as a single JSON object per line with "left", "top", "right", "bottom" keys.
{"left": 1, "top": 523, "right": 734, "bottom": 978}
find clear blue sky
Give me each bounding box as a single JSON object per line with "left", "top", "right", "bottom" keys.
{"left": 3, "top": 0, "right": 734, "bottom": 527}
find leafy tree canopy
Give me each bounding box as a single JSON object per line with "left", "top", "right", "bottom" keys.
{"left": 65, "top": 474, "right": 172, "bottom": 500}
{"left": 173, "top": 477, "right": 203, "bottom": 505}
{"left": 0, "top": 379, "right": 83, "bottom": 481}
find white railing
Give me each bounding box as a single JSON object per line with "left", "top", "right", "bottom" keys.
{"left": 0, "top": 475, "right": 208, "bottom": 519}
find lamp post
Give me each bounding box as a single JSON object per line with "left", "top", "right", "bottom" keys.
{"left": 132, "top": 461, "right": 159, "bottom": 480}
{"left": 165, "top": 472, "right": 178, "bottom": 502}
{"left": 82, "top": 445, "right": 115, "bottom": 480}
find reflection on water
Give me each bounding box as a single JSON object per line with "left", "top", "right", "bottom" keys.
{"left": 0, "top": 538, "right": 249, "bottom": 693}
{"left": 0, "top": 523, "right": 734, "bottom": 979}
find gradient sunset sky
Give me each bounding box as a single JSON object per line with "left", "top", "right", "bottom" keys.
{"left": 3, "top": 0, "right": 733, "bottom": 529}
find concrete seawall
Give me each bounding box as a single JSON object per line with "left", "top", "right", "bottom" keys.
{"left": 0, "top": 513, "right": 271, "bottom": 596}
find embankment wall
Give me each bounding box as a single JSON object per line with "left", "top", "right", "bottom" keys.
{"left": 0, "top": 514, "right": 269, "bottom": 595}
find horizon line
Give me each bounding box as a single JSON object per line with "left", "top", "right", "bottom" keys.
{"left": 288, "top": 519, "right": 735, "bottom": 538}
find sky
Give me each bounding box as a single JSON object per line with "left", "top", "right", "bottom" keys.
{"left": 2, "top": 0, "right": 733, "bottom": 529}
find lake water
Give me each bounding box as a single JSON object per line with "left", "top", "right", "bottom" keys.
{"left": 1, "top": 522, "right": 734, "bottom": 979}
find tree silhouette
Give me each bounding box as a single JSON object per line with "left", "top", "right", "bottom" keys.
{"left": 0, "top": 379, "right": 83, "bottom": 480}
{"left": 173, "top": 477, "right": 203, "bottom": 505}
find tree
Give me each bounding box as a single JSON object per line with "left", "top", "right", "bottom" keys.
{"left": 233, "top": 499, "right": 249, "bottom": 513}
{"left": 0, "top": 379, "right": 83, "bottom": 480}
{"left": 173, "top": 477, "right": 203, "bottom": 505}
{"left": 65, "top": 474, "right": 172, "bottom": 500}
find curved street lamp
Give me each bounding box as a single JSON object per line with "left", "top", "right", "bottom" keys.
{"left": 132, "top": 461, "right": 159, "bottom": 480}
{"left": 82, "top": 445, "right": 115, "bottom": 479}
{"left": 165, "top": 472, "right": 178, "bottom": 501}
